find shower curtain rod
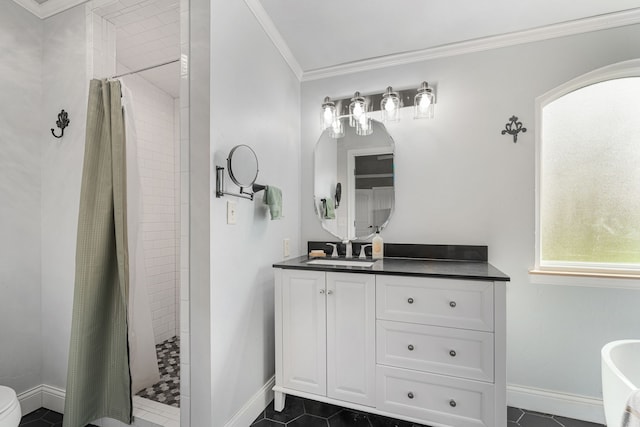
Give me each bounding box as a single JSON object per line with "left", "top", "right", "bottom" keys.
{"left": 111, "top": 59, "right": 180, "bottom": 79}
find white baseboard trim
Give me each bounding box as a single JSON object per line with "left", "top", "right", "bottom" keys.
{"left": 42, "top": 385, "right": 66, "bottom": 414}
{"left": 507, "top": 384, "right": 605, "bottom": 424}
{"left": 17, "top": 385, "right": 44, "bottom": 416}
{"left": 224, "top": 376, "right": 275, "bottom": 427}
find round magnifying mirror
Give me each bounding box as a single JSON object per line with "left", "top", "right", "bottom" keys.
{"left": 227, "top": 144, "right": 259, "bottom": 188}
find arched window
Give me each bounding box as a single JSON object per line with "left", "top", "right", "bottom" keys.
{"left": 536, "top": 60, "right": 640, "bottom": 274}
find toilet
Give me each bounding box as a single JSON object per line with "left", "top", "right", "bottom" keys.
{"left": 0, "top": 386, "right": 21, "bottom": 427}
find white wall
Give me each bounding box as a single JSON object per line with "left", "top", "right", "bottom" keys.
{"left": 208, "top": 1, "right": 301, "bottom": 425}
{"left": 121, "top": 71, "right": 180, "bottom": 345}
{"left": 0, "top": 0, "right": 43, "bottom": 395}
{"left": 40, "top": 4, "right": 89, "bottom": 390}
{"left": 300, "top": 23, "right": 640, "bottom": 421}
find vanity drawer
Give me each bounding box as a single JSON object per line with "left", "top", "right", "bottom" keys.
{"left": 377, "top": 365, "right": 494, "bottom": 427}
{"left": 377, "top": 320, "right": 494, "bottom": 382}
{"left": 376, "top": 275, "right": 494, "bottom": 331}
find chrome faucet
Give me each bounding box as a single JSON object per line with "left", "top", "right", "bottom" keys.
{"left": 343, "top": 240, "right": 353, "bottom": 258}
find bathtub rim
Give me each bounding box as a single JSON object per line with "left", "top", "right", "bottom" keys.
{"left": 601, "top": 339, "right": 640, "bottom": 392}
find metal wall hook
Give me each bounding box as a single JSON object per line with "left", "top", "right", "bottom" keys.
{"left": 51, "top": 110, "right": 70, "bottom": 138}
{"left": 501, "top": 115, "right": 526, "bottom": 143}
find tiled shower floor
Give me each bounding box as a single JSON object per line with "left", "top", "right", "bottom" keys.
{"left": 135, "top": 336, "right": 180, "bottom": 407}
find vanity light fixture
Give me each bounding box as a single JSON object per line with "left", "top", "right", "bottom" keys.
{"left": 414, "top": 81, "right": 435, "bottom": 119}
{"left": 380, "top": 87, "right": 400, "bottom": 122}
{"left": 321, "top": 81, "right": 437, "bottom": 138}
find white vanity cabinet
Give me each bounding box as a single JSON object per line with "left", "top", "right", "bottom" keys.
{"left": 274, "top": 267, "right": 507, "bottom": 427}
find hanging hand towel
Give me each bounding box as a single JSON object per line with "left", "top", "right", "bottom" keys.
{"left": 623, "top": 390, "right": 640, "bottom": 427}
{"left": 324, "top": 198, "right": 335, "bottom": 219}
{"left": 263, "top": 185, "right": 283, "bottom": 220}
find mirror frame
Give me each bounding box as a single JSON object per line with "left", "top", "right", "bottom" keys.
{"left": 227, "top": 144, "right": 259, "bottom": 188}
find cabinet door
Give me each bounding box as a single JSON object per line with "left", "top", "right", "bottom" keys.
{"left": 326, "top": 272, "right": 376, "bottom": 406}
{"left": 281, "top": 269, "right": 327, "bottom": 395}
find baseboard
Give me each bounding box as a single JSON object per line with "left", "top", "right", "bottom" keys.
{"left": 17, "top": 385, "right": 44, "bottom": 416}
{"left": 41, "top": 385, "right": 66, "bottom": 414}
{"left": 224, "top": 376, "right": 275, "bottom": 427}
{"left": 507, "top": 384, "right": 605, "bottom": 424}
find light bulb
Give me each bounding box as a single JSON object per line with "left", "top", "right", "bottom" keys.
{"left": 320, "top": 96, "right": 337, "bottom": 130}
{"left": 414, "top": 82, "right": 434, "bottom": 119}
{"left": 323, "top": 107, "right": 334, "bottom": 127}
{"left": 353, "top": 102, "right": 363, "bottom": 118}
{"left": 384, "top": 99, "right": 396, "bottom": 112}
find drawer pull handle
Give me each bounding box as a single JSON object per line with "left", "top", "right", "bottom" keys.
{"left": 449, "top": 350, "right": 457, "bottom": 357}
{"left": 407, "top": 297, "right": 414, "bottom": 304}
{"left": 408, "top": 392, "right": 414, "bottom": 399}
{"left": 449, "top": 399, "right": 457, "bottom": 408}
{"left": 408, "top": 344, "right": 414, "bottom": 351}
{"left": 320, "top": 289, "right": 325, "bottom": 294}
{"left": 449, "top": 301, "right": 457, "bottom": 308}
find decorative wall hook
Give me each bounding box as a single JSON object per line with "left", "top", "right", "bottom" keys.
{"left": 51, "top": 110, "right": 70, "bottom": 138}
{"left": 501, "top": 115, "right": 526, "bottom": 143}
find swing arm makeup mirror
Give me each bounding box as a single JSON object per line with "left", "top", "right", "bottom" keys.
{"left": 216, "top": 144, "right": 265, "bottom": 200}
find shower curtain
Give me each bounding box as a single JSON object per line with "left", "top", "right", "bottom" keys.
{"left": 122, "top": 84, "right": 161, "bottom": 393}
{"left": 64, "top": 79, "right": 160, "bottom": 427}
{"left": 64, "top": 79, "right": 132, "bottom": 427}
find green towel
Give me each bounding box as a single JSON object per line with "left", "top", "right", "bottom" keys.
{"left": 324, "top": 198, "right": 335, "bottom": 219}
{"left": 263, "top": 185, "right": 282, "bottom": 220}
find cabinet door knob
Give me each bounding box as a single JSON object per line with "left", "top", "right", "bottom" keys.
{"left": 449, "top": 350, "right": 457, "bottom": 357}
{"left": 449, "top": 399, "right": 457, "bottom": 407}
{"left": 449, "top": 301, "right": 457, "bottom": 308}
{"left": 407, "top": 392, "right": 414, "bottom": 399}
{"left": 407, "top": 297, "right": 414, "bottom": 304}
{"left": 319, "top": 289, "right": 325, "bottom": 294}
{"left": 327, "top": 290, "right": 333, "bottom": 295}
{"left": 408, "top": 344, "right": 414, "bottom": 351}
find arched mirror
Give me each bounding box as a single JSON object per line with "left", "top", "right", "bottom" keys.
{"left": 314, "top": 118, "right": 395, "bottom": 240}
{"left": 228, "top": 144, "right": 259, "bottom": 188}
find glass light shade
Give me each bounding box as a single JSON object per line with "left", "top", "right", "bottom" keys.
{"left": 321, "top": 96, "right": 337, "bottom": 130}
{"left": 414, "top": 82, "right": 435, "bottom": 119}
{"left": 381, "top": 86, "right": 400, "bottom": 122}
{"left": 329, "top": 118, "right": 344, "bottom": 139}
{"left": 355, "top": 115, "right": 373, "bottom": 136}
{"left": 349, "top": 91, "right": 367, "bottom": 127}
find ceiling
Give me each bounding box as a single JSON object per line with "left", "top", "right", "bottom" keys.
{"left": 257, "top": 0, "right": 640, "bottom": 74}
{"left": 12, "top": 0, "right": 640, "bottom": 88}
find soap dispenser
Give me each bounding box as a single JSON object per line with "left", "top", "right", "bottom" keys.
{"left": 372, "top": 227, "right": 384, "bottom": 259}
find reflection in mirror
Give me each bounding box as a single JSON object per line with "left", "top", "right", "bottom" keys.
{"left": 314, "top": 118, "right": 395, "bottom": 241}
{"left": 228, "top": 144, "right": 259, "bottom": 187}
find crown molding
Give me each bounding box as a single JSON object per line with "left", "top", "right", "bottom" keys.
{"left": 12, "top": 0, "right": 89, "bottom": 19}
{"left": 243, "top": 0, "right": 304, "bottom": 81}
{"left": 302, "top": 7, "right": 640, "bottom": 82}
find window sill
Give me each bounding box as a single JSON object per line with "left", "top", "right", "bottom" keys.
{"left": 529, "top": 269, "right": 640, "bottom": 290}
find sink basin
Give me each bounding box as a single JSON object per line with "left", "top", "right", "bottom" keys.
{"left": 306, "top": 259, "right": 376, "bottom": 268}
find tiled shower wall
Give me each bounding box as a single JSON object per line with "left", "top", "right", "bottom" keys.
{"left": 121, "top": 71, "right": 180, "bottom": 345}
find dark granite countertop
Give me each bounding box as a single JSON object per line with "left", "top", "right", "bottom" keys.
{"left": 273, "top": 255, "right": 510, "bottom": 282}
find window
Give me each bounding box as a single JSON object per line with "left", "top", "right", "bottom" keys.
{"left": 536, "top": 60, "right": 640, "bottom": 275}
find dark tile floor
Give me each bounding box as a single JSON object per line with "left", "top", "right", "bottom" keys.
{"left": 18, "top": 408, "right": 97, "bottom": 427}
{"left": 252, "top": 395, "right": 605, "bottom": 427}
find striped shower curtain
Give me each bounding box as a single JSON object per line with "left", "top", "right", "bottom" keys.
{"left": 63, "top": 79, "right": 132, "bottom": 427}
